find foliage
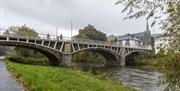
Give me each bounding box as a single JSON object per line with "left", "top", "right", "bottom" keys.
{"left": 74, "top": 24, "right": 107, "bottom": 41}
{"left": 5, "top": 25, "right": 49, "bottom": 65}
{"left": 107, "top": 35, "right": 118, "bottom": 45}
{"left": 6, "top": 55, "right": 50, "bottom": 66}
{"left": 155, "top": 50, "right": 180, "bottom": 91}
{"left": 1, "top": 25, "right": 38, "bottom": 56}
{"left": 5, "top": 61, "right": 136, "bottom": 91}
{"left": 0, "top": 46, "right": 10, "bottom": 56}
{"left": 72, "top": 50, "right": 105, "bottom": 64}
{"left": 5, "top": 25, "right": 39, "bottom": 38}
{"left": 126, "top": 52, "right": 155, "bottom": 66}
{"left": 116, "top": 0, "right": 169, "bottom": 24}
{"left": 116, "top": 0, "right": 180, "bottom": 90}
{"left": 5, "top": 25, "right": 40, "bottom": 57}
{"left": 73, "top": 25, "right": 107, "bottom": 64}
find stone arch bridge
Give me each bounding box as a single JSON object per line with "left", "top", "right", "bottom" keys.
{"left": 0, "top": 35, "right": 153, "bottom": 66}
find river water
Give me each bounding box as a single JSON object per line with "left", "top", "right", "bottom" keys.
{"left": 72, "top": 62, "right": 165, "bottom": 91}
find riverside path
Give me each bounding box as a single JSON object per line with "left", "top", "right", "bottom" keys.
{"left": 0, "top": 57, "right": 23, "bottom": 91}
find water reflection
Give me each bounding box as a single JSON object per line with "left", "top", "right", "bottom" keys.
{"left": 72, "top": 62, "right": 164, "bottom": 91}
{"left": 109, "top": 67, "right": 164, "bottom": 91}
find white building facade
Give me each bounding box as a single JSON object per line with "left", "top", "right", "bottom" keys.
{"left": 117, "top": 37, "right": 143, "bottom": 47}
{"left": 153, "top": 34, "right": 173, "bottom": 53}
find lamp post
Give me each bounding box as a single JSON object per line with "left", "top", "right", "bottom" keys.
{"left": 71, "top": 20, "right": 73, "bottom": 41}
{"left": 56, "top": 27, "right": 58, "bottom": 39}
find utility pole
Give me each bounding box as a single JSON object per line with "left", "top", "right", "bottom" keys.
{"left": 71, "top": 20, "right": 73, "bottom": 41}
{"left": 56, "top": 27, "right": 58, "bottom": 38}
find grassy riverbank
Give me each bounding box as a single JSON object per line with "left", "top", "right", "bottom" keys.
{"left": 5, "top": 61, "right": 136, "bottom": 91}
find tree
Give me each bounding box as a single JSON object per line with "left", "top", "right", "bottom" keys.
{"left": 116, "top": 0, "right": 180, "bottom": 90}
{"left": 73, "top": 50, "right": 105, "bottom": 64}
{"left": 5, "top": 25, "right": 49, "bottom": 65}
{"left": 0, "top": 29, "right": 11, "bottom": 55}
{"left": 75, "top": 24, "right": 107, "bottom": 41}
{"left": 3, "top": 30, "right": 11, "bottom": 36}
{"left": 5, "top": 25, "right": 45, "bottom": 58}
{"left": 0, "top": 47, "right": 10, "bottom": 55}
{"left": 73, "top": 25, "right": 107, "bottom": 63}
{"left": 6, "top": 25, "right": 39, "bottom": 38}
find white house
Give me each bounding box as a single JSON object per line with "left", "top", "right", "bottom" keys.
{"left": 153, "top": 34, "right": 173, "bottom": 53}
{"left": 117, "top": 37, "right": 143, "bottom": 47}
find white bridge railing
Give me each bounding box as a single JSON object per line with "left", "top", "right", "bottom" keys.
{"left": 0, "top": 29, "right": 71, "bottom": 41}
{"left": 0, "top": 29, "right": 152, "bottom": 50}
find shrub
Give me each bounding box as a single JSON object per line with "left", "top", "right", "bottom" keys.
{"left": 6, "top": 55, "right": 50, "bottom": 66}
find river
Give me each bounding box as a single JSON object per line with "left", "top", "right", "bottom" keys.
{"left": 72, "top": 62, "right": 165, "bottom": 91}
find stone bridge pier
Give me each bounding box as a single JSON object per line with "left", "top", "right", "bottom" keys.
{"left": 120, "top": 56, "right": 126, "bottom": 66}
{"left": 62, "top": 42, "right": 72, "bottom": 66}
{"left": 62, "top": 54, "right": 72, "bottom": 66}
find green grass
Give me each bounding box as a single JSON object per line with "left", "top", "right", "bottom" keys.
{"left": 5, "top": 61, "right": 136, "bottom": 91}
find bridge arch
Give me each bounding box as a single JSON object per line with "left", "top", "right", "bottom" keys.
{"left": 0, "top": 41, "right": 63, "bottom": 66}
{"left": 124, "top": 50, "right": 152, "bottom": 66}
{"left": 71, "top": 47, "right": 121, "bottom": 66}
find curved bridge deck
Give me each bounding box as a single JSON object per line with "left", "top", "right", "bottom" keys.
{"left": 0, "top": 35, "right": 153, "bottom": 66}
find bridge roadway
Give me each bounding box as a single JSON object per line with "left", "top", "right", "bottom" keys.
{"left": 0, "top": 35, "right": 153, "bottom": 66}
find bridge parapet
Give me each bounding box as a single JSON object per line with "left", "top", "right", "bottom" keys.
{"left": 72, "top": 39, "right": 152, "bottom": 50}
{"left": 0, "top": 28, "right": 154, "bottom": 67}
{"left": 1, "top": 29, "right": 152, "bottom": 50}
{"left": 0, "top": 33, "right": 153, "bottom": 66}
{"left": 0, "top": 34, "right": 152, "bottom": 51}
{"left": 0, "top": 29, "right": 71, "bottom": 41}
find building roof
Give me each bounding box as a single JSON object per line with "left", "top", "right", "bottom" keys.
{"left": 133, "top": 32, "right": 145, "bottom": 38}
{"left": 117, "top": 19, "right": 150, "bottom": 42}
{"left": 117, "top": 32, "right": 145, "bottom": 41}
{"left": 118, "top": 37, "right": 142, "bottom": 42}
{"left": 117, "top": 34, "right": 130, "bottom": 39}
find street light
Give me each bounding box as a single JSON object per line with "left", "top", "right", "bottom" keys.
{"left": 71, "top": 20, "right": 73, "bottom": 41}
{"left": 56, "top": 27, "right": 58, "bottom": 39}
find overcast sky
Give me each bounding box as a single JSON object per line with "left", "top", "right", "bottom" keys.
{"left": 0, "top": 0, "right": 160, "bottom": 37}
